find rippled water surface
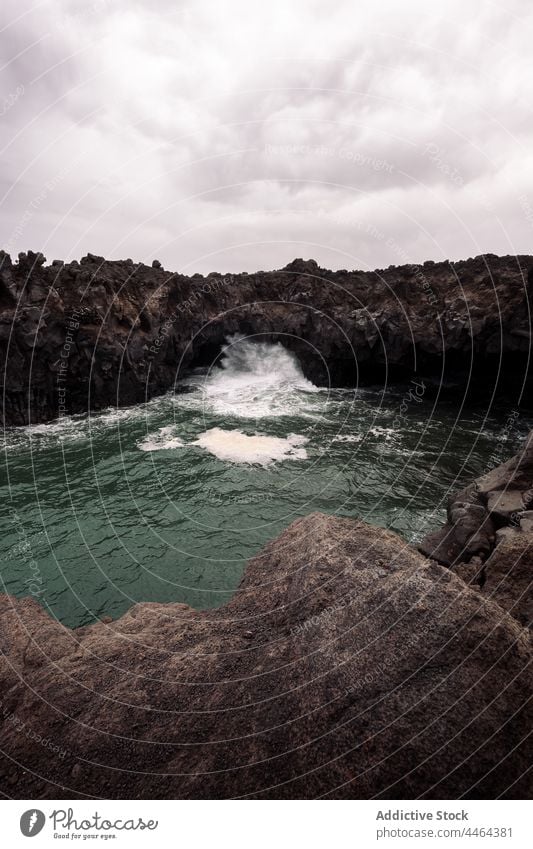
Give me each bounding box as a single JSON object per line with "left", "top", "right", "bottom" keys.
{"left": 1, "top": 336, "right": 530, "bottom": 627}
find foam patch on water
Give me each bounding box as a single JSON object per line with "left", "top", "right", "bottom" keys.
{"left": 137, "top": 425, "right": 185, "bottom": 452}
{"left": 192, "top": 427, "right": 308, "bottom": 465}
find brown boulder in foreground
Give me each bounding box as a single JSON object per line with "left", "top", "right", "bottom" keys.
{"left": 0, "top": 514, "right": 530, "bottom": 799}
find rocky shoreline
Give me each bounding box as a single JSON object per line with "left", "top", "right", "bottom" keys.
{"left": 1, "top": 250, "right": 532, "bottom": 425}
{"left": 0, "top": 436, "right": 531, "bottom": 799}
{"left": 420, "top": 431, "right": 533, "bottom": 629}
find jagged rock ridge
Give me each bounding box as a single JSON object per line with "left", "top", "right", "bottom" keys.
{"left": 1, "top": 250, "right": 532, "bottom": 425}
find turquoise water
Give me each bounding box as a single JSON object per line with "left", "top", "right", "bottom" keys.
{"left": 1, "top": 337, "right": 530, "bottom": 627}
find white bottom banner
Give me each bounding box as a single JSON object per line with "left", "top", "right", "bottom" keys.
{"left": 2, "top": 799, "right": 531, "bottom": 848}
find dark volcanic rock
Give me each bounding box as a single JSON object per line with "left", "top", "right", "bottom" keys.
{"left": 418, "top": 487, "right": 496, "bottom": 566}
{"left": 1, "top": 252, "right": 532, "bottom": 425}
{"left": 0, "top": 514, "right": 530, "bottom": 799}
{"left": 420, "top": 433, "right": 533, "bottom": 564}
{"left": 420, "top": 432, "right": 533, "bottom": 630}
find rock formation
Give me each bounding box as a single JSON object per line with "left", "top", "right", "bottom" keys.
{"left": 0, "top": 250, "right": 531, "bottom": 799}
{"left": 420, "top": 432, "right": 533, "bottom": 629}
{"left": 0, "top": 503, "right": 531, "bottom": 798}
{"left": 1, "top": 250, "right": 532, "bottom": 425}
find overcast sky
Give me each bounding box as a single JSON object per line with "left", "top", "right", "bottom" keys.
{"left": 1, "top": 0, "right": 532, "bottom": 274}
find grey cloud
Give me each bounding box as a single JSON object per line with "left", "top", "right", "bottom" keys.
{"left": 1, "top": 0, "right": 533, "bottom": 273}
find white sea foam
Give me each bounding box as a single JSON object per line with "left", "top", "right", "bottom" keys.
{"left": 137, "top": 425, "right": 185, "bottom": 452}
{"left": 367, "top": 426, "right": 396, "bottom": 440}
{"left": 192, "top": 427, "right": 308, "bottom": 465}
{"left": 177, "top": 334, "right": 320, "bottom": 419}
{"left": 3, "top": 394, "right": 179, "bottom": 452}
{"left": 2, "top": 416, "right": 89, "bottom": 450}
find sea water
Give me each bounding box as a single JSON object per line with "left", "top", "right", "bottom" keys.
{"left": 1, "top": 335, "right": 530, "bottom": 627}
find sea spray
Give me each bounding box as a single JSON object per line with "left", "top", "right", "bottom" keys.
{"left": 178, "top": 333, "right": 320, "bottom": 420}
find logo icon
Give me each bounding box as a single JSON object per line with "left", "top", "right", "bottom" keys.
{"left": 20, "top": 810, "right": 46, "bottom": 837}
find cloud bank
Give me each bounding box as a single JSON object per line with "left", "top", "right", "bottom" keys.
{"left": 1, "top": 0, "right": 532, "bottom": 273}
